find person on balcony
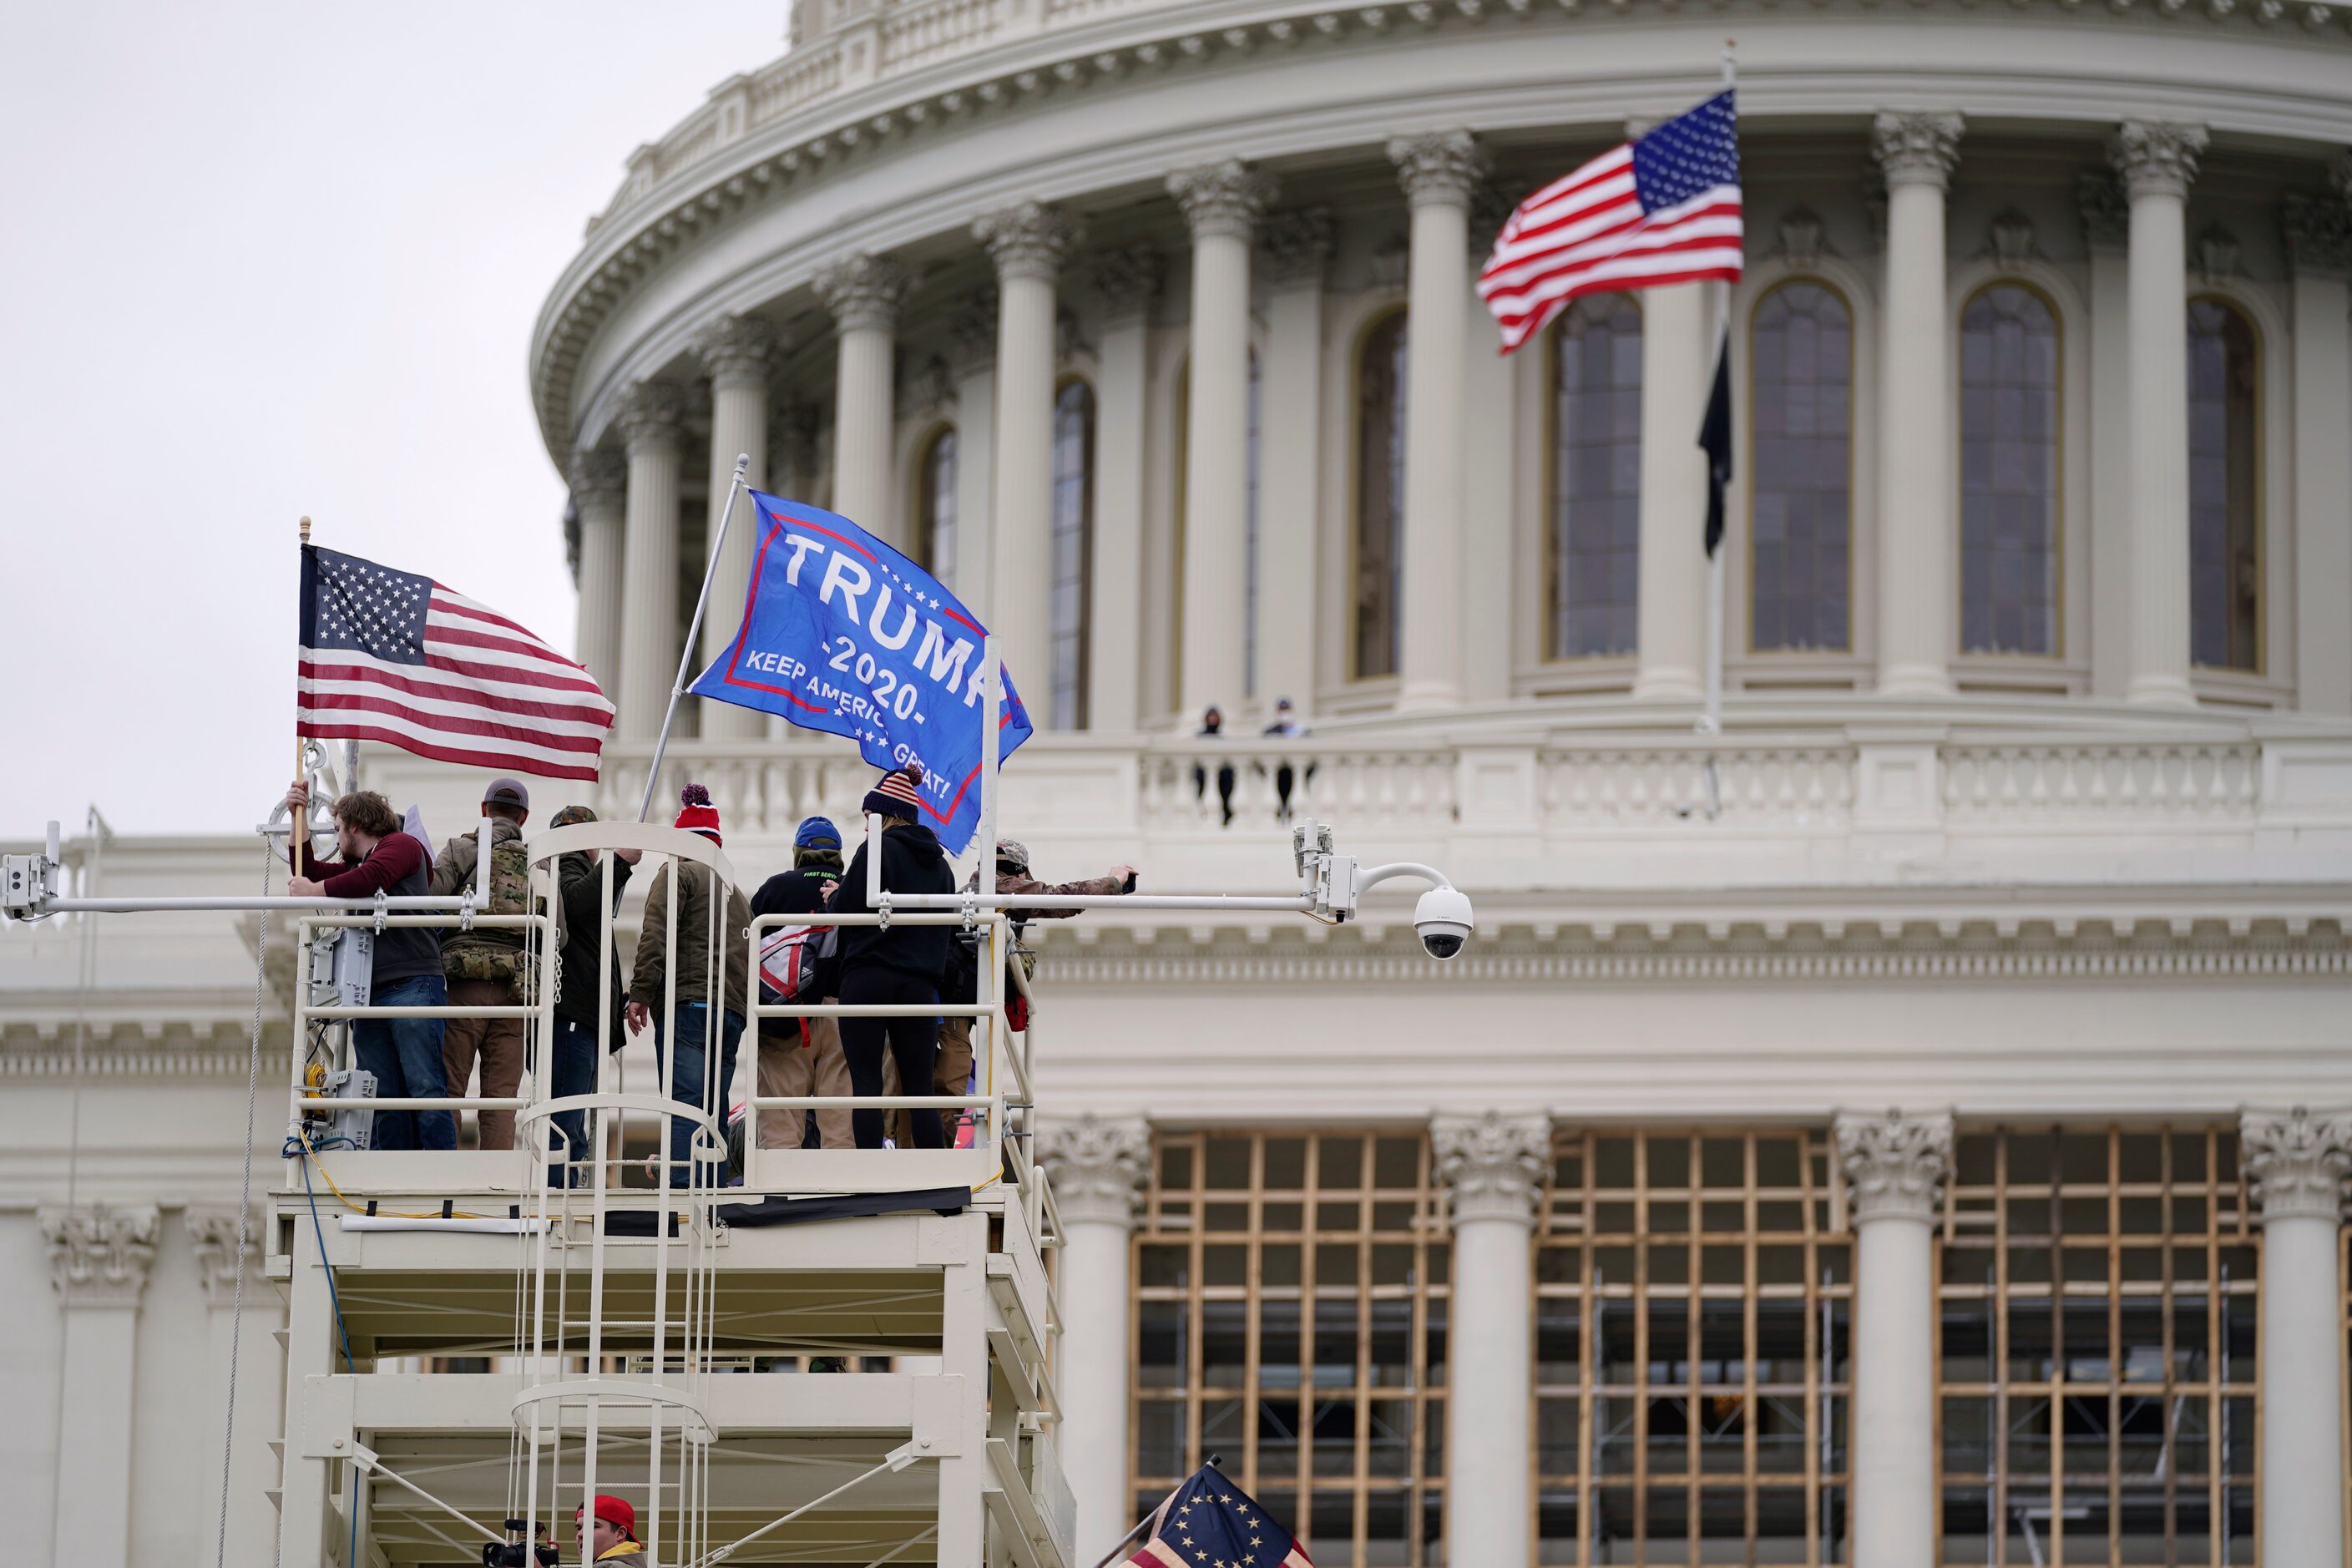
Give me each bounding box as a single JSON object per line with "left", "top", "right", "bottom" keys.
{"left": 573, "top": 1495, "right": 649, "bottom": 1565}
{"left": 282, "top": 781, "right": 455, "bottom": 1151}
{"left": 428, "top": 777, "right": 534, "bottom": 1151}
{"left": 625, "top": 784, "right": 751, "bottom": 1187}
{"left": 827, "top": 764, "right": 955, "bottom": 1150}
{"left": 749, "top": 816, "right": 852, "bottom": 1152}
{"left": 905, "top": 840, "right": 1137, "bottom": 1146}
{"left": 1261, "top": 695, "right": 1311, "bottom": 824}
{"left": 1193, "top": 704, "right": 1237, "bottom": 827}
{"left": 545, "top": 803, "right": 640, "bottom": 1184}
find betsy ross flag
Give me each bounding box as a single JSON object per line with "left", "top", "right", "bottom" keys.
{"left": 1479, "top": 90, "right": 1743, "bottom": 354}
{"left": 297, "top": 545, "right": 615, "bottom": 781}
{"left": 1127, "top": 1464, "right": 1311, "bottom": 1568}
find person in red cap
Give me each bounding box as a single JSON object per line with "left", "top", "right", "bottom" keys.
{"left": 825, "top": 763, "right": 956, "bottom": 1150}
{"left": 573, "top": 1494, "right": 647, "bottom": 1564}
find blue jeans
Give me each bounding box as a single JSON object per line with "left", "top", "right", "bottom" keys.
{"left": 353, "top": 974, "right": 455, "bottom": 1151}
{"left": 653, "top": 1003, "right": 743, "bottom": 1187}
{"left": 544, "top": 1018, "right": 599, "bottom": 1184}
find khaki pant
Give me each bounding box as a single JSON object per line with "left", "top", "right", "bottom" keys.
{"left": 756, "top": 1014, "right": 853, "bottom": 1150}
{"left": 443, "top": 977, "right": 525, "bottom": 1151}
{"left": 887, "top": 1014, "right": 975, "bottom": 1146}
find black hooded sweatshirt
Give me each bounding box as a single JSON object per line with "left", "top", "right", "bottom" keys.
{"left": 828, "top": 823, "right": 955, "bottom": 985}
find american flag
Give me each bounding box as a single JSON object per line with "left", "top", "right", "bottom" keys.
{"left": 297, "top": 544, "right": 615, "bottom": 781}
{"left": 1479, "top": 90, "right": 1743, "bottom": 354}
{"left": 1126, "top": 1464, "right": 1312, "bottom": 1568}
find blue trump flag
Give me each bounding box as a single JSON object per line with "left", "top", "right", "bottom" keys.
{"left": 689, "top": 489, "right": 1032, "bottom": 854}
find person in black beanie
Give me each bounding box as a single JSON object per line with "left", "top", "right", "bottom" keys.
{"left": 827, "top": 764, "right": 956, "bottom": 1149}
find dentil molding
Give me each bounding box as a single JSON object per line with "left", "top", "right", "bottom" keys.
{"left": 40, "top": 1201, "right": 160, "bottom": 1308}
{"left": 1040, "top": 1114, "right": 1151, "bottom": 1227}
{"left": 1834, "top": 1110, "right": 1953, "bottom": 1225}
{"left": 2239, "top": 1108, "right": 2352, "bottom": 1222}
{"left": 1433, "top": 1110, "right": 1550, "bottom": 1227}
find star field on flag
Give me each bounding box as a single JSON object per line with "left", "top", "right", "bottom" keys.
{"left": 1125, "top": 1464, "right": 1313, "bottom": 1568}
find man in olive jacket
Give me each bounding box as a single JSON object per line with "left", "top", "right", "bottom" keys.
{"left": 626, "top": 784, "right": 751, "bottom": 1186}
{"left": 429, "top": 777, "right": 533, "bottom": 1150}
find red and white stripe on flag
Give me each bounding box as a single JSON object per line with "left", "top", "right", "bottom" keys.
{"left": 1478, "top": 139, "right": 1743, "bottom": 353}
{"left": 299, "top": 584, "right": 615, "bottom": 781}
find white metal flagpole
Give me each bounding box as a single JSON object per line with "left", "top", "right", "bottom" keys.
{"left": 1699, "top": 39, "right": 1737, "bottom": 745}
{"left": 639, "top": 453, "right": 751, "bottom": 823}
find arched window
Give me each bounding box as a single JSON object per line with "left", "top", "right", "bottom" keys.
{"left": 1353, "top": 311, "right": 1409, "bottom": 678}
{"left": 917, "top": 427, "right": 958, "bottom": 592}
{"left": 2188, "top": 298, "right": 2259, "bottom": 672}
{"left": 1749, "top": 281, "right": 1853, "bottom": 652}
{"left": 1550, "top": 293, "right": 1642, "bottom": 658}
{"left": 1050, "top": 380, "right": 1096, "bottom": 730}
{"left": 1959, "top": 284, "right": 2061, "bottom": 656}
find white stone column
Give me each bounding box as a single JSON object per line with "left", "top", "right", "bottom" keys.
{"left": 190, "top": 1208, "right": 285, "bottom": 1568}
{"left": 949, "top": 291, "right": 999, "bottom": 618}
{"left": 1089, "top": 246, "right": 1164, "bottom": 733}
{"left": 39, "top": 1202, "right": 159, "bottom": 1568}
{"left": 817, "top": 252, "right": 907, "bottom": 544}
{"left": 1872, "top": 112, "right": 1964, "bottom": 698}
{"left": 977, "top": 202, "right": 1083, "bottom": 708}
{"left": 1631, "top": 277, "right": 1712, "bottom": 702}
{"left": 2113, "top": 120, "right": 2208, "bottom": 709}
{"left": 1432, "top": 1111, "right": 1546, "bottom": 1568}
{"left": 2284, "top": 192, "right": 2352, "bottom": 715}
{"left": 1460, "top": 196, "right": 1518, "bottom": 706}
{"left": 1040, "top": 1116, "right": 1150, "bottom": 1564}
{"left": 691, "top": 313, "right": 781, "bottom": 741}
{"left": 2240, "top": 1109, "right": 2352, "bottom": 1565}
{"left": 1835, "top": 1111, "right": 1950, "bottom": 1568}
{"left": 615, "top": 379, "right": 686, "bottom": 742}
{"left": 568, "top": 446, "right": 629, "bottom": 697}
{"left": 1170, "top": 160, "right": 1275, "bottom": 721}
{"left": 1256, "top": 210, "right": 1334, "bottom": 719}
{"left": 2081, "top": 175, "right": 2135, "bottom": 699}
{"left": 1388, "top": 132, "right": 1484, "bottom": 711}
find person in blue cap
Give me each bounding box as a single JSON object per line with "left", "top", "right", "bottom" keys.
{"left": 749, "top": 816, "right": 852, "bottom": 1151}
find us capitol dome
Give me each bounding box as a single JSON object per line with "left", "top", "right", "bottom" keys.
{"left": 5, "top": 0, "right": 2352, "bottom": 1563}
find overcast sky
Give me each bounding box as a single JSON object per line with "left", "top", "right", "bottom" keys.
{"left": 0, "top": 3, "right": 782, "bottom": 835}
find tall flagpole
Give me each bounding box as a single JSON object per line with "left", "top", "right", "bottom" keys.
{"left": 1693, "top": 43, "right": 1737, "bottom": 820}
{"left": 294, "top": 516, "right": 311, "bottom": 880}
{"left": 638, "top": 454, "right": 751, "bottom": 823}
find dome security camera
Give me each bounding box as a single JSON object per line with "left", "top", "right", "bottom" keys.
{"left": 1413, "top": 886, "right": 1474, "bottom": 960}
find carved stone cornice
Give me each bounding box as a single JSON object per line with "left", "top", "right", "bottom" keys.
{"left": 1871, "top": 111, "right": 1964, "bottom": 191}
{"left": 615, "top": 378, "right": 688, "bottom": 453}
{"left": 1433, "top": 1110, "right": 1550, "bottom": 1227}
{"left": 1388, "top": 129, "right": 1487, "bottom": 210}
{"left": 1167, "top": 159, "right": 1277, "bottom": 242}
{"left": 1834, "top": 1110, "right": 1952, "bottom": 1224}
{"left": 2111, "top": 120, "right": 2208, "bottom": 201}
{"left": 2281, "top": 194, "right": 2352, "bottom": 277}
{"left": 1092, "top": 244, "right": 1167, "bottom": 325}
{"left": 567, "top": 446, "right": 630, "bottom": 515}
{"left": 815, "top": 251, "right": 908, "bottom": 333}
{"left": 1984, "top": 207, "right": 2040, "bottom": 268}
{"left": 948, "top": 287, "right": 999, "bottom": 376}
{"left": 1257, "top": 208, "right": 1335, "bottom": 290}
{"left": 690, "top": 311, "right": 785, "bottom": 388}
{"left": 1040, "top": 1114, "right": 1150, "bottom": 1228}
{"left": 2240, "top": 1108, "right": 2352, "bottom": 1223}
{"left": 2077, "top": 170, "right": 2130, "bottom": 254}
{"left": 41, "top": 1202, "right": 159, "bottom": 1307}
{"left": 974, "top": 200, "right": 1085, "bottom": 282}
{"left": 189, "top": 1207, "right": 265, "bottom": 1308}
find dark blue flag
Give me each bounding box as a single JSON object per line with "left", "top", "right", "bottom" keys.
{"left": 1126, "top": 1464, "right": 1312, "bottom": 1568}
{"left": 689, "top": 490, "right": 1031, "bottom": 854}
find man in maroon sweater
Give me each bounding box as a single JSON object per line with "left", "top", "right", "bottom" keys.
{"left": 286, "top": 781, "right": 455, "bottom": 1150}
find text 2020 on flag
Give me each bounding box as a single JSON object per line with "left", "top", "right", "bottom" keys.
{"left": 1478, "top": 90, "right": 1743, "bottom": 353}
{"left": 296, "top": 545, "right": 615, "bottom": 781}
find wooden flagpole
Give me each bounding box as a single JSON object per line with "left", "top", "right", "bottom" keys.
{"left": 294, "top": 516, "right": 310, "bottom": 881}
